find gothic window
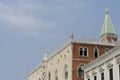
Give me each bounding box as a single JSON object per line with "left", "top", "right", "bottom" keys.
{"left": 78, "top": 64, "right": 84, "bottom": 78}
{"left": 109, "top": 68, "right": 113, "bottom": 80}
{"left": 84, "top": 48, "right": 88, "bottom": 56}
{"left": 55, "top": 70, "right": 58, "bottom": 80}
{"left": 48, "top": 72, "right": 51, "bottom": 80}
{"left": 79, "top": 48, "right": 83, "bottom": 56}
{"left": 94, "top": 48, "right": 99, "bottom": 58}
{"left": 101, "top": 72, "right": 104, "bottom": 80}
{"left": 64, "top": 64, "right": 68, "bottom": 79}
{"left": 78, "top": 67, "right": 84, "bottom": 77}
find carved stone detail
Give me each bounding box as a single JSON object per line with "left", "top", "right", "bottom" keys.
{"left": 92, "top": 71, "right": 97, "bottom": 76}
{"left": 107, "top": 63, "right": 113, "bottom": 69}
{"left": 99, "top": 67, "right": 104, "bottom": 72}
{"left": 86, "top": 73, "right": 90, "bottom": 78}
{"left": 116, "top": 58, "right": 120, "bottom": 64}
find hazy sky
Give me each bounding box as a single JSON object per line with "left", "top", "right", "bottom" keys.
{"left": 0, "top": 0, "right": 120, "bottom": 80}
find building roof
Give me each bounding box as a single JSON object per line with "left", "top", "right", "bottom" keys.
{"left": 100, "top": 8, "right": 117, "bottom": 36}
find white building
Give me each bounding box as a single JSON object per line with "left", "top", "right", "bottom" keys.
{"left": 83, "top": 43, "right": 120, "bottom": 80}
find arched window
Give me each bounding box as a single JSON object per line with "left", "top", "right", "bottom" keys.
{"left": 39, "top": 78, "right": 41, "bottom": 80}
{"left": 48, "top": 72, "right": 51, "bottom": 80}
{"left": 79, "top": 48, "right": 83, "bottom": 56}
{"left": 84, "top": 48, "right": 88, "bottom": 56}
{"left": 94, "top": 47, "right": 99, "bottom": 58}
{"left": 78, "top": 64, "right": 84, "bottom": 78}
{"left": 64, "top": 64, "right": 68, "bottom": 79}
{"left": 55, "top": 70, "right": 58, "bottom": 80}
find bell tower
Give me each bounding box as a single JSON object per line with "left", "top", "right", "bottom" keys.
{"left": 100, "top": 8, "right": 117, "bottom": 43}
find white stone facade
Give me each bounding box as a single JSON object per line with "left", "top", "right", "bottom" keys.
{"left": 84, "top": 43, "right": 120, "bottom": 80}
{"left": 28, "top": 41, "right": 73, "bottom": 80}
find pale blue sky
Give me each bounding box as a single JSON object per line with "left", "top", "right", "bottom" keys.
{"left": 0, "top": 0, "right": 120, "bottom": 80}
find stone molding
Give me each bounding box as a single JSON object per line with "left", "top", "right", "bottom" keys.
{"left": 116, "top": 57, "right": 120, "bottom": 65}
{"left": 99, "top": 67, "right": 105, "bottom": 73}
{"left": 92, "top": 71, "right": 97, "bottom": 76}
{"left": 86, "top": 73, "right": 90, "bottom": 78}
{"left": 107, "top": 63, "right": 113, "bottom": 69}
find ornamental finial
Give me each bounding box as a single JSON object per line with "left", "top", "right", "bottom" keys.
{"left": 105, "top": 8, "right": 108, "bottom": 14}
{"left": 70, "top": 32, "right": 74, "bottom": 40}
{"left": 43, "top": 47, "right": 47, "bottom": 61}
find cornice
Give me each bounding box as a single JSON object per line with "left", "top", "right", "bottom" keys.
{"left": 92, "top": 71, "right": 97, "bottom": 76}
{"left": 73, "top": 58, "right": 91, "bottom": 61}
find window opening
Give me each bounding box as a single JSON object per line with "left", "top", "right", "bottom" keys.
{"left": 79, "top": 48, "right": 83, "bottom": 56}
{"left": 84, "top": 48, "right": 88, "bottom": 56}
{"left": 94, "top": 48, "right": 99, "bottom": 58}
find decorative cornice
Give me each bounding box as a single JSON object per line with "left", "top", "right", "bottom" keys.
{"left": 27, "top": 63, "right": 43, "bottom": 77}
{"left": 107, "top": 63, "right": 113, "bottom": 69}
{"left": 72, "top": 39, "right": 116, "bottom": 46}
{"left": 73, "top": 58, "right": 91, "bottom": 61}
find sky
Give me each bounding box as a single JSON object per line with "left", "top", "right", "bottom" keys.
{"left": 0, "top": 0, "right": 120, "bottom": 80}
